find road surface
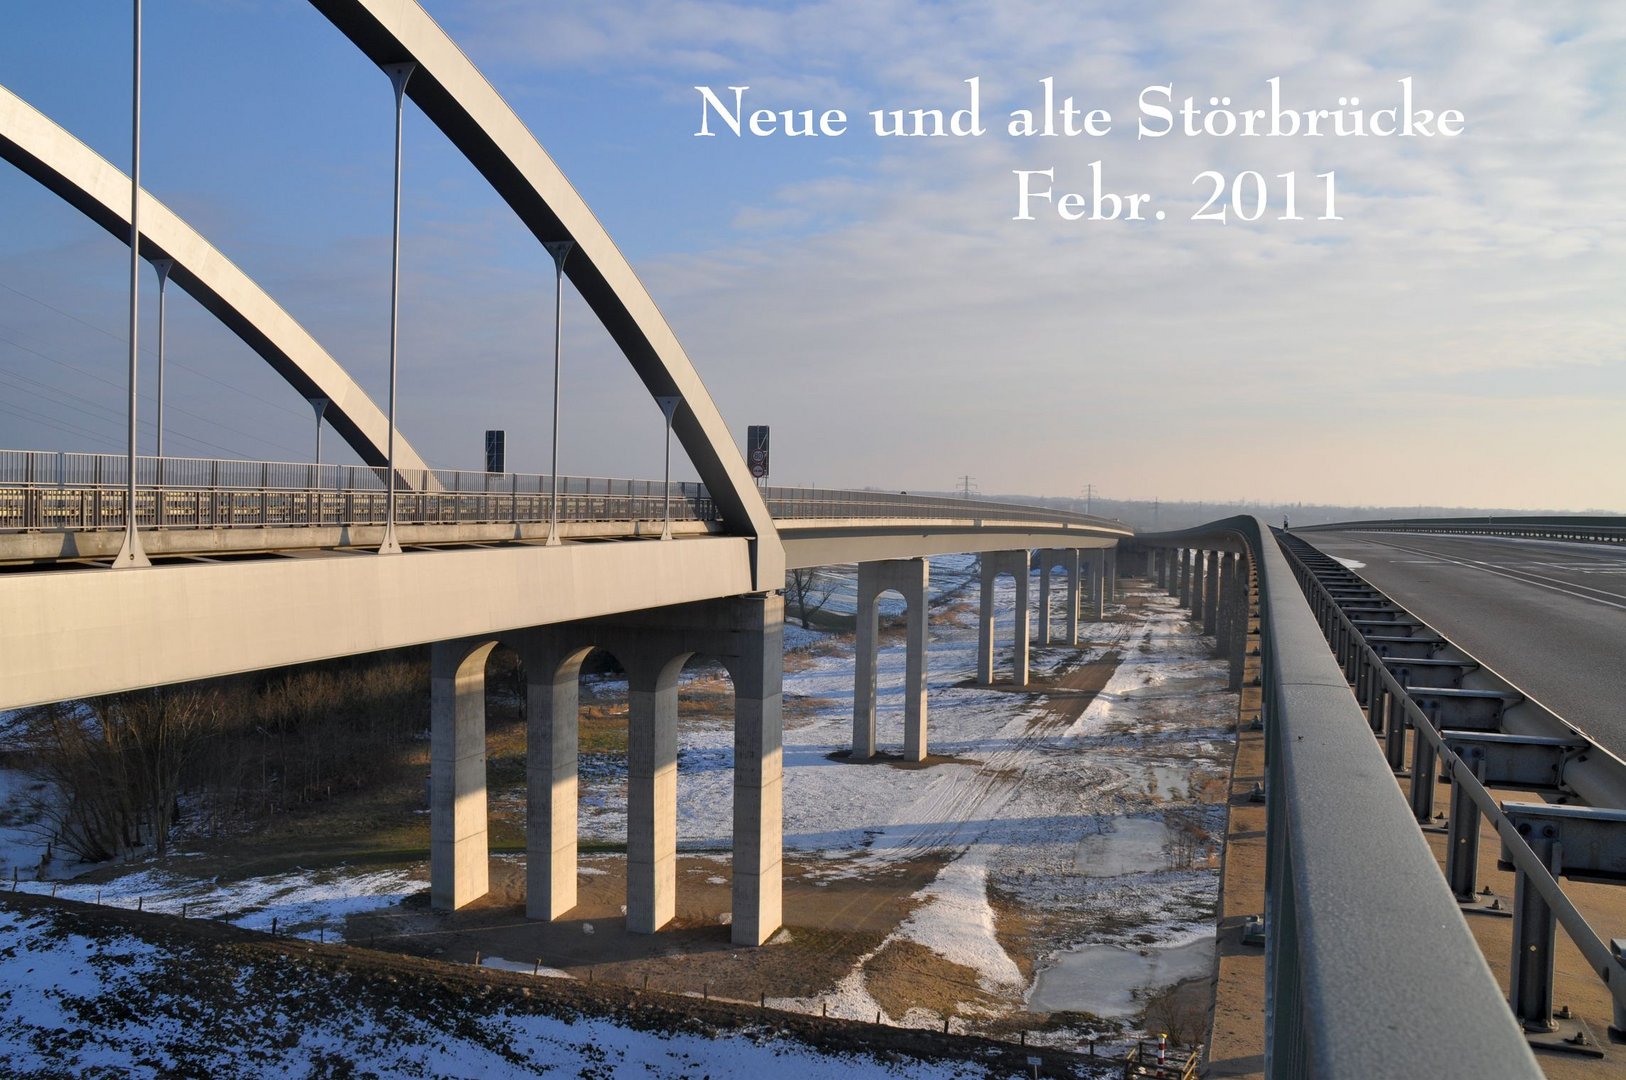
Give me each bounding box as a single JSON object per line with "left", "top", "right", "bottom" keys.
{"left": 1296, "top": 530, "right": 1626, "bottom": 756}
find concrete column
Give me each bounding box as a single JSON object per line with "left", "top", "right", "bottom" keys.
{"left": 1105, "top": 548, "right": 1117, "bottom": 603}
{"left": 728, "top": 592, "right": 784, "bottom": 946}
{"left": 430, "top": 639, "right": 494, "bottom": 911}
{"left": 1192, "top": 551, "right": 1209, "bottom": 626}
{"left": 1063, "top": 549, "right": 1081, "bottom": 645}
{"left": 1037, "top": 559, "right": 1053, "bottom": 644}
{"left": 853, "top": 559, "right": 929, "bottom": 761}
{"left": 627, "top": 652, "right": 680, "bottom": 934}
{"left": 853, "top": 564, "right": 881, "bottom": 760}
{"left": 1226, "top": 554, "right": 1248, "bottom": 691}
{"left": 1178, "top": 548, "right": 1192, "bottom": 607}
{"left": 977, "top": 550, "right": 1030, "bottom": 685}
{"left": 1014, "top": 558, "right": 1030, "bottom": 680}
{"left": 1203, "top": 550, "right": 1221, "bottom": 637}
{"left": 526, "top": 642, "right": 582, "bottom": 921}
{"left": 977, "top": 556, "right": 996, "bottom": 684}
{"left": 1089, "top": 556, "right": 1105, "bottom": 620}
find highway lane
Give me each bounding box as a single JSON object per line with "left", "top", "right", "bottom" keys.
{"left": 1295, "top": 530, "right": 1626, "bottom": 756}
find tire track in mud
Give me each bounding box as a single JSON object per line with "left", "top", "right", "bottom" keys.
{"left": 858, "top": 613, "right": 1140, "bottom": 864}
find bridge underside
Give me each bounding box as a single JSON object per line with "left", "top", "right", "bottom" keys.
{"left": 0, "top": 522, "right": 1124, "bottom": 711}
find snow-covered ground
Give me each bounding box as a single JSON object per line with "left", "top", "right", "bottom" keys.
{"left": 2, "top": 561, "right": 1236, "bottom": 1061}
{"left": 0, "top": 905, "right": 1003, "bottom": 1079}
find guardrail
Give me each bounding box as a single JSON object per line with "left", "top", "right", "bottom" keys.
{"left": 1131, "top": 518, "right": 1541, "bottom": 1079}
{"left": 1281, "top": 531, "right": 1626, "bottom": 1047}
{"left": 0, "top": 449, "right": 1128, "bottom": 536}
{"left": 1296, "top": 514, "right": 1626, "bottom": 545}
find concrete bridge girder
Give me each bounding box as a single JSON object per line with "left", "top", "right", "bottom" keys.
{"left": 428, "top": 593, "right": 784, "bottom": 948}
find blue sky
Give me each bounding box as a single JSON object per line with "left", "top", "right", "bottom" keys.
{"left": 1, "top": 1, "right": 1622, "bottom": 510}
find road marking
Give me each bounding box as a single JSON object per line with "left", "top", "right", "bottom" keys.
{"left": 1361, "top": 539, "right": 1626, "bottom": 610}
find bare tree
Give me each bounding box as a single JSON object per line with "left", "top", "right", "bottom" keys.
{"left": 20, "top": 686, "right": 222, "bottom": 862}
{"left": 785, "top": 567, "right": 837, "bottom": 629}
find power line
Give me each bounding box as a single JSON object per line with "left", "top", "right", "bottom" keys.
{"left": 0, "top": 277, "right": 316, "bottom": 423}
{"left": 0, "top": 333, "right": 308, "bottom": 459}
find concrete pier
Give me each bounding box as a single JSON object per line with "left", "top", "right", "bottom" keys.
{"left": 977, "top": 550, "right": 1031, "bottom": 686}
{"left": 430, "top": 639, "right": 496, "bottom": 911}
{"left": 430, "top": 593, "right": 786, "bottom": 946}
{"left": 853, "top": 558, "right": 930, "bottom": 761}
{"left": 1036, "top": 548, "right": 1082, "bottom": 646}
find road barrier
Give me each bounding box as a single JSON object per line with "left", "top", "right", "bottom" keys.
{"left": 1297, "top": 515, "right": 1626, "bottom": 545}
{"left": 1132, "top": 518, "right": 1542, "bottom": 1079}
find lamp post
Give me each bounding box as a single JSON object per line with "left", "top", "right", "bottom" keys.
{"left": 114, "top": 0, "right": 150, "bottom": 569}
{"left": 655, "top": 396, "right": 679, "bottom": 540}
{"left": 379, "top": 61, "right": 415, "bottom": 556}
{"left": 152, "top": 258, "right": 173, "bottom": 460}
{"left": 543, "top": 240, "right": 573, "bottom": 545}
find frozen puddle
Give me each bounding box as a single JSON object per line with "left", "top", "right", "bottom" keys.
{"left": 1028, "top": 937, "right": 1215, "bottom": 1017}
{"left": 1074, "top": 817, "right": 1169, "bottom": 876}
{"left": 1146, "top": 765, "right": 1188, "bottom": 800}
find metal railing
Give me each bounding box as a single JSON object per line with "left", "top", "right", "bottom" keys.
{"left": 0, "top": 449, "right": 1128, "bottom": 535}
{"left": 1281, "top": 532, "right": 1626, "bottom": 1043}
{"left": 1298, "top": 514, "right": 1626, "bottom": 545}
{"left": 1132, "top": 519, "right": 1542, "bottom": 1079}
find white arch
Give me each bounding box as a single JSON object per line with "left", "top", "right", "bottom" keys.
{"left": 0, "top": 83, "right": 430, "bottom": 477}
{"left": 311, "top": 0, "right": 784, "bottom": 586}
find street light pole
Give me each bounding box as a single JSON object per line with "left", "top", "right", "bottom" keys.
{"left": 379, "top": 61, "right": 414, "bottom": 556}
{"left": 543, "top": 240, "right": 573, "bottom": 545}
{"left": 152, "top": 258, "right": 173, "bottom": 461}
{"left": 114, "top": 0, "right": 150, "bottom": 569}
{"left": 656, "top": 396, "right": 679, "bottom": 540}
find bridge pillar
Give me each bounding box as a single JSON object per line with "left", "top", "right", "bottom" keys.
{"left": 853, "top": 559, "right": 930, "bottom": 762}
{"left": 1178, "top": 548, "right": 1192, "bottom": 607}
{"left": 430, "top": 638, "right": 497, "bottom": 911}
{"left": 625, "top": 650, "right": 681, "bottom": 934}
{"left": 1224, "top": 553, "right": 1247, "bottom": 689}
{"left": 514, "top": 596, "right": 784, "bottom": 945}
{"left": 1105, "top": 548, "right": 1117, "bottom": 603}
{"left": 1037, "top": 560, "right": 1052, "bottom": 645}
{"left": 527, "top": 641, "right": 585, "bottom": 921}
{"left": 1062, "top": 549, "right": 1081, "bottom": 644}
{"left": 727, "top": 592, "right": 785, "bottom": 946}
{"left": 1034, "top": 548, "right": 1081, "bottom": 645}
{"left": 1088, "top": 555, "right": 1105, "bottom": 620}
{"left": 977, "top": 550, "right": 1030, "bottom": 686}
{"left": 1203, "top": 550, "right": 1221, "bottom": 637}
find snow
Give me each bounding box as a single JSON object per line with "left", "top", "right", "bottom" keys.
{"left": 0, "top": 563, "right": 1237, "bottom": 1061}
{"left": 13, "top": 863, "right": 418, "bottom": 940}
{"left": 0, "top": 907, "right": 1001, "bottom": 1079}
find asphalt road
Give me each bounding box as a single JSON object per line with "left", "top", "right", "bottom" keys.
{"left": 1296, "top": 531, "right": 1626, "bottom": 757}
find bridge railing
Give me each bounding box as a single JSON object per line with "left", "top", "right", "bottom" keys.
{"left": 0, "top": 449, "right": 1128, "bottom": 535}
{"left": 1296, "top": 514, "right": 1626, "bottom": 545}
{"left": 1133, "top": 518, "right": 1541, "bottom": 1079}
{"left": 0, "top": 450, "right": 717, "bottom": 531}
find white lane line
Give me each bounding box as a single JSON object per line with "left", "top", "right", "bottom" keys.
{"left": 1362, "top": 539, "right": 1626, "bottom": 611}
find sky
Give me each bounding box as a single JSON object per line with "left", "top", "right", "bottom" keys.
{"left": 0, "top": 1, "right": 1622, "bottom": 511}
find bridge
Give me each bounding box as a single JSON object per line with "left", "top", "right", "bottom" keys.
{"left": 1, "top": 3, "right": 1622, "bottom": 1078}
